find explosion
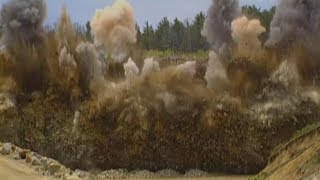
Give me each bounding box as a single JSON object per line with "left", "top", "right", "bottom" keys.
{"left": 141, "top": 57, "right": 160, "bottom": 77}
{"left": 55, "top": 4, "right": 76, "bottom": 49}
{"left": 201, "top": 0, "right": 240, "bottom": 60}
{"left": 1, "top": 0, "right": 320, "bottom": 176}
{"left": 75, "top": 42, "right": 106, "bottom": 96}
{"left": 124, "top": 58, "right": 140, "bottom": 79}
{"left": 90, "top": 0, "right": 137, "bottom": 62}
{"left": 57, "top": 46, "right": 78, "bottom": 94}
{"left": 271, "top": 59, "right": 300, "bottom": 89}
{"left": 266, "top": 0, "right": 320, "bottom": 51}
{"left": 0, "top": 0, "right": 47, "bottom": 48}
{"left": 266, "top": 0, "right": 320, "bottom": 83}
{"left": 231, "top": 16, "right": 266, "bottom": 58}
{"left": 205, "top": 51, "right": 229, "bottom": 91}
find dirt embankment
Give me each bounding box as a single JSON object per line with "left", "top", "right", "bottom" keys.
{"left": 257, "top": 125, "right": 320, "bottom": 179}
{"left": 0, "top": 91, "right": 318, "bottom": 175}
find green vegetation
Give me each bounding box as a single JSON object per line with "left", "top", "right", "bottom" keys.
{"left": 292, "top": 122, "right": 320, "bottom": 139}
{"left": 137, "top": 5, "right": 275, "bottom": 52}
{"left": 70, "top": 5, "right": 276, "bottom": 54}
{"left": 316, "top": 155, "right": 320, "bottom": 164}
{"left": 144, "top": 49, "right": 209, "bottom": 60}
{"left": 138, "top": 13, "right": 208, "bottom": 52}
{"left": 249, "top": 173, "right": 267, "bottom": 180}
{"left": 270, "top": 122, "right": 320, "bottom": 162}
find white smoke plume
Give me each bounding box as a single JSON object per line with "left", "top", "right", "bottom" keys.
{"left": 250, "top": 96, "right": 300, "bottom": 126}
{"left": 55, "top": 4, "right": 76, "bottom": 49}
{"left": 205, "top": 51, "right": 229, "bottom": 91}
{"left": 141, "top": 57, "right": 160, "bottom": 77}
{"left": 0, "top": 0, "right": 47, "bottom": 48}
{"left": 156, "top": 92, "right": 177, "bottom": 114}
{"left": 76, "top": 42, "right": 105, "bottom": 94}
{"left": 202, "top": 0, "right": 240, "bottom": 59}
{"left": 231, "top": 16, "right": 266, "bottom": 58}
{"left": 124, "top": 58, "right": 139, "bottom": 79}
{"left": 176, "top": 61, "right": 196, "bottom": 80}
{"left": 72, "top": 110, "right": 80, "bottom": 136}
{"left": 301, "top": 89, "right": 320, "bottom": 105}
{"left": 0, "top": 93, "right": 15, "bottom": 112}
{"left": 58, "top": 46, "right": 78, "bottom": 85}
{"left": 271, "top": 59, "right": 300, "bottom": 89}
{"left": 90, "top": 0, "right": 137, "bottom": 63}
{"left": 0, "top": 77, "right": 16, "bottom": 93}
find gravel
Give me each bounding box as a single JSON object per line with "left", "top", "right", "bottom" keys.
{"left": 0, "top": 142, "right": 216, "bottom": 179}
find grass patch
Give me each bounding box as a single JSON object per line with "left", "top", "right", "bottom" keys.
{"left": 292, "top": 122, "right": 320, "bottom": 139}
{"left": 249, "top": 173, "right": 267, "bottom": 180}
{"left": 314, "top": 155, "right": 320, "bottom": 164}
{"left": 144, "top": 49, "right": 209, "bottom": 60}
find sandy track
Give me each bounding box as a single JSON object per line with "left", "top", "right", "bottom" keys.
{"left": 0, "top": 156, "right": 53, "bottom": 180}
{"left": 0, "top": 155, "right": 248, "bottom": 180}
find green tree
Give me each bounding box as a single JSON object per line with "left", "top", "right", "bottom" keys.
{"left": 155, "top": 17, "right": 171, "bottom": 50}
{"left": 180, "top": 20, "right": 192, "bottom": 52}
{"left": 170, "top": 18, "right": 185, "bottom": 51}
{"left": 141, "top": 21, "right": 155, "bottom": 50}
{"left": 190, "top": 12, "right": 208, "bottom": 51}
{"left": 139, "top": 6, "right": 277, "bottom": 52}
{"left": 136, "top": 24, "right": 142, "bottom": 46}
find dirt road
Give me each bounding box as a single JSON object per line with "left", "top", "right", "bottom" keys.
{"left": 0, "top": 156, "right": 53, "bottom": 180}
{"left": 0, "top": 155, "right": 249, "bottom": 180}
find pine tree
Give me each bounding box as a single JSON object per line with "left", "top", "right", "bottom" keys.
{"left": 141, "top": 21, "right": 155, "bottom": 50}
{"left": 170, "top": 18, "right": 185, "bottom": 51}
{"left": 155, "top": 17, "right": 171, "bottom": 50}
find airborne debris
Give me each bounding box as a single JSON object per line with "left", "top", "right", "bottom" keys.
{"left": 90, "top": 0, "right": 137, "bottom": 62}
{"left": 0, "top": 93, "right": 15, "bottom": 112}
{"left": 0, "top": 0, "right": 320, "bottom": 176}
{"left": 0, "top": 0, "right": 47, "bottom": 48}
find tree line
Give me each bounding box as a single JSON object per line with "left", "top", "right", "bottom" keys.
{"left": 137, "top": 5, "right": 275, "bottom": 52}
{"left": 71, "top": 5, "right": 275, "bottom": 53}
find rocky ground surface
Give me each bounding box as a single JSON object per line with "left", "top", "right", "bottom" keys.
{"left": 0, "top": 142, "right": 249, "bottom": 179}
{"left": 1, "top": 88, "right": 320, "bottom": 175}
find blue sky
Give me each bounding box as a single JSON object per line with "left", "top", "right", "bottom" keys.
{"left": 0, "top": 0, "right": 278, "bottom": 27}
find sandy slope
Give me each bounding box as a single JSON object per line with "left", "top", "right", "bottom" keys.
{"left": 260, "top": 126, "right": 320, "bottom": 179}
{"left": 0, "top": 156, "right": 53, "bottom": 180}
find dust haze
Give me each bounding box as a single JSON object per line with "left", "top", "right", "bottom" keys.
{"left": 0, "top": 0, "right": 320, "bottom": 175}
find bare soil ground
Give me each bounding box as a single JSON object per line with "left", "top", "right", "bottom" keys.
{"left": 0, "top": 156, "right": 52, "bottom": 180}
{"left": 0, "top": 155, "right": 249, "bottom": 180}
